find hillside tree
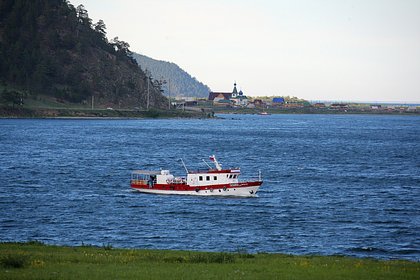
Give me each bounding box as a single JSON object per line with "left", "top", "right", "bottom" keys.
{"left": 93, "top": 19, "right": 107, "bottom": 38}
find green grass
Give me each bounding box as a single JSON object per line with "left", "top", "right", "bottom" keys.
{"left": 0, "top": 242, "right": 418, "bottom": 279}
{"left": 0, "top": 104, "right": 206, "bottom": 118}
{"left": 0, "top": 92, "right": 208, "bottom": 118}
{"left": 21, "top": 95, "right": 89, "bottom": 109}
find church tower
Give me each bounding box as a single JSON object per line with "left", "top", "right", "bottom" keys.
{"left": 232, "top": 82, "right": 238, "bottom": 97}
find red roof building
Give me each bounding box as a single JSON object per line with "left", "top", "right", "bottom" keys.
{"left": 208, "top": 82, "right": 248, "bottom": 107}
{"left": 208, "top": 92, "right": 232, "bottom": 101}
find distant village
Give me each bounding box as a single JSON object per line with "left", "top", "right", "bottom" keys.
{"left": 206, "top": 82, "right": 308, "bottom": 109}
{"left": 171, "top": 82, "right": 419, "bottom": 114}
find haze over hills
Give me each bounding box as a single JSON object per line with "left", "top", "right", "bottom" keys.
{"left": 132, "top": 53, "right": 210, "bottom": 98}
{"left": 0, "top": 0, "right": 167, "bottom": 109}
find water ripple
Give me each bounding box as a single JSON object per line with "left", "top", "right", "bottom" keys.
{"left": 0, "top": 115, "right": 419, "bottom": 261}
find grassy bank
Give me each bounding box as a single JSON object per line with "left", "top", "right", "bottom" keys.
{"left": 0, "top": 242, "right": 418, "bottom": 279}
{"left": 0, "top": 106, "right": 207, "bottom": 119}
{"left": 0, "top": 93, "right": 211, "bottom": 118}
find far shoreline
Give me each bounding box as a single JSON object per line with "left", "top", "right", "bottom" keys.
{"left": 1, "top": 106, "right": 419, "bottom": 119}
{"left": 0, "top": 106, "right": 213, "bottom": 119}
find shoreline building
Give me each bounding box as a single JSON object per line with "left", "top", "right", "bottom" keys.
{"left": 208, "top": 82, "right": 248, "bottom": 107}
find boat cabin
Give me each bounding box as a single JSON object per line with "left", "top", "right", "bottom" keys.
{"left": 131, "top": 170, "right": 187, "bottom": 186}
{"left": 131, "top": 155, "right": 245, "bottom": 188}
{"left": 131, "top": 168, "right": 241, "bottom": 187}
{"left": 186, "top": 169, "right": 241, "bottom": 187}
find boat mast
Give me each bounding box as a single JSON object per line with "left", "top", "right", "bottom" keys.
{"left": 202, "top": 159, "right": 212, "bottom": 169}
{"left": 180, "top": 158, "right": 189, "bottom": 173}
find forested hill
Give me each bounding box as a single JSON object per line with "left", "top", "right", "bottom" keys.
{"left": 132, "top": 53, "right": 210, "bottom": 98}
{"left": 0, "top": 0, "right": 167, "bottom": 109}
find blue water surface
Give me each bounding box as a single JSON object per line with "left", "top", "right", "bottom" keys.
{"left": 0, "top": 114, "right": 419, "bottom": 261}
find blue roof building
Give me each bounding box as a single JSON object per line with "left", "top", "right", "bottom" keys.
{"left": 272, "top": 97, "right": 285, "bottom": 104}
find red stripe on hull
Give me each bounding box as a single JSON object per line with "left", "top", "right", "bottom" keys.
{"left": 130, "top": 181, "right": 262, "bottom": 192}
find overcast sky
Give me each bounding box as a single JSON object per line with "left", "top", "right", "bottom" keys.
{"left": 70, "top": 0, "right": 420, "bottom": 102}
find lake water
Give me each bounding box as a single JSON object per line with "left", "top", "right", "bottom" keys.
{"left": 0, "top": 114, "right": 419, "bottom": 261}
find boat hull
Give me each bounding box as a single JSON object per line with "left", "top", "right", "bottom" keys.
{"left": 130, "top": 181, "right": 262, "bottom": 197}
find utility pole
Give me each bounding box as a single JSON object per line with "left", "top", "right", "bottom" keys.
{"left": 158, "top": 77, "right": 169, "bottom": 110}
{"left": 145, "top": 69, "right": 150, "bottom": 111}
{"left": 147, "top": 76, "right": 150, "bottom": 110}
{"left": 91, "top": 95, "right": 94, "bottom": 110}
{"left": 168, "top": 79, "right": 171, "bottom": 110}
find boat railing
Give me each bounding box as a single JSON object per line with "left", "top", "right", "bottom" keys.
{"left": 187, "top": 168, "right": 241, "bottom": 174}
{"left": 187, "top": 169, "right": 217, "bottom": 174}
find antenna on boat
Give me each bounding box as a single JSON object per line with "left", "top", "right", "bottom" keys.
{"left": 180, "top": 158, "right": 189, "bottom": 173}
{"left": 210, "top": 155, "right": 222, "bottom": 171}
{"left": 202, "top": 159, "right": 212, "bottom": 169}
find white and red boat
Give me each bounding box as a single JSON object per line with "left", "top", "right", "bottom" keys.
{"left": 130, "top": 155, "right": 263, "bottom": 197}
